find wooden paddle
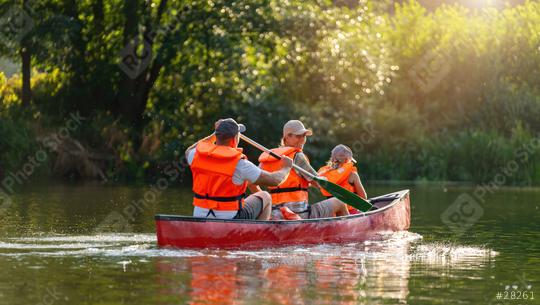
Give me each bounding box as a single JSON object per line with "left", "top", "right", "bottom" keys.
{"left": 239, "top": 134, "right": 373, "bottom": 212}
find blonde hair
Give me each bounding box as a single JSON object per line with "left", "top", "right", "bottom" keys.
{"left": 326, "top": 144, "right": 354, "bottom": 169}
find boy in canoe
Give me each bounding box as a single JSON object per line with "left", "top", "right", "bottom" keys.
{"left": 317, "top": 144, "right": 367, "bottom": 215}
{"left": 185, "top": 118, "right": 293, "bottom": 220}
{"left": 258, "top": 120, "right": 350, "bottom": 219}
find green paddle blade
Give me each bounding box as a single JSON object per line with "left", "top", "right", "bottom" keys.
{"left": 316, "top": 177, "right": 373, "bottom": 212}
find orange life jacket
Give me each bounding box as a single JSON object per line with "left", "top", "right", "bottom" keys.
{"left": 280, "top": 207, "right": 302, "bottom": 220}
{"left": 318, "top": 162, "right": 357, "bottom": 212}
{"left": 190, "top": 141, "right": 248, "bottom": 211}
{"left": 258, "top": 147, "right": 309, "bottom": 205}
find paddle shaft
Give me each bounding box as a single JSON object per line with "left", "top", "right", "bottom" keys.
{"left": 239, "top": 134, "right": 317, "bottom": 179}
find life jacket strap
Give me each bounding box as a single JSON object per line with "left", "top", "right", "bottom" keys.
{"left": 206, "top": 209, "right": 217, "bottom": 218}
{"left": 193, "top": 192, "right": 245, "bottom": 202}
{"left": 268, "top": 187, "right": 308, "bottom": 194}
{"left": 193, "top": 192, "right": 245, "bottom": 211}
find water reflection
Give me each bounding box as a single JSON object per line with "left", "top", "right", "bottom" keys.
{"left": 154, "top": 232, "right": 420, "bottom": 305}
{"left": 152, "top": 231, "right": 498, "bottom": 305}
{"left": 311, "top": 256, "right": 365, "bottom": 304}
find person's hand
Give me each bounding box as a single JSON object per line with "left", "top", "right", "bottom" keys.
{"left": 280, "top": 156, "right": 293, "bottom": 169}
{"left": 310, "top": 180, "right": 322, "bottom": 188}
{"left": 310, "top": 176, "right": 326, "bottom": 188}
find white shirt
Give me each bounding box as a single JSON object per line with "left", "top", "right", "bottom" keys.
{"left": 187, "top": 148, "right": 261, "bottom": 218}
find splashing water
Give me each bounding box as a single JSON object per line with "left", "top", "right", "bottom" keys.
{"left": 0, "top": 231, "right": 497, "bottom": 270}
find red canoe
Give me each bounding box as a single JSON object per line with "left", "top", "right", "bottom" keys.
{"left": 155, "top": 189, "right": 411, "bottom": 249}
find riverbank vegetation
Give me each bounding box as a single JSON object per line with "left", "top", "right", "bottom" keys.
{"left": 1, "top": 0, "right": 539, "bottom": 185}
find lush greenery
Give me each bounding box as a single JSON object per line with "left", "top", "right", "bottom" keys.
{"left": 1, "top": 0, "right": 539, "bottom": 185}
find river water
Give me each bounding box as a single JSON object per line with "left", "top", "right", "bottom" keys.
{"left": 0, "top": 182, "right": 538, "bottom": 305}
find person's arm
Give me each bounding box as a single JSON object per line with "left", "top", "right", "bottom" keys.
{"left": 349, "top": 172, "right": 367, "bottom": 199}
{"left": 184, "top": 134, "right": 216, "bottom": 160}
{"left": 292, "top": 152, "right": 323, "bottom": 188}
{"left": 293, "top": 153, "right": 318, "bottom": 180}
{"left": 254, "top": 156, "right": 293, "bottom": 187}
{"left": 248, "top": 183, "right": 262, "bottom": 193}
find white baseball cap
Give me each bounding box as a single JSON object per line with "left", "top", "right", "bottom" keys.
{"left": 283, "top": 120, "right": 313, "bottom": 136}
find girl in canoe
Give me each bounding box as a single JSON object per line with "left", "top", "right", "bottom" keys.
{"left": 317, "top": 144, "right": 367, "bottom": 215}
{"left": 258, "top": 120, "right": 350, "bottom": 220}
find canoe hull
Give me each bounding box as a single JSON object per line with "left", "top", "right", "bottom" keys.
{"left": 155, "top": 190, "right": 410, "bottom": 249}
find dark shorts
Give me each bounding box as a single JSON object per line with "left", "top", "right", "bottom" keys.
{"left": 234, "top": 195, "right": 263, "bottom": 220}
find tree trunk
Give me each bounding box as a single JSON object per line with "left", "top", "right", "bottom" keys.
{"left": 92, "top": 0, "right": 104, "bottom": 35}
{"left": 115, "top": 0, "right": 169, "bottom": 132}
{"left": 21, "top": 46, "right": 32, "bottom": 106}
{"left": 64, "top": 0, "right": 90, "bottom": 115}
{"left": 90, "top": 0, "right": 107, "bottom": 111}
{"left": 114, "top": 0, "right": 141, "bottom": 120}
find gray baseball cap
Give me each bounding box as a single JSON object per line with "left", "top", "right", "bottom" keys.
{"left": 331, "top": 144, "right": 357, "bottom": 163}
{"left": 215, "top": 118, "right": 246, "bottom": 139}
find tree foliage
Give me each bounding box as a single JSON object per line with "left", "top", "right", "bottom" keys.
{"left": 1, "top": 0, "right": 540, "bottom": 184}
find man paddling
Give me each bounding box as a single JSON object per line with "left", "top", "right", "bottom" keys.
{"left": 185, "top": 118, "right": 293, "bottom": 220}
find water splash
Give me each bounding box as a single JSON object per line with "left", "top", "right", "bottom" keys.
{"left": 13, "top": 234, "right": 156, "bottom": 243}
{"left": 0, "top": 231, "right": 497, "bottom": 270}
{"left": 410, "top": 242, "right": 498, "bottom": 268}
{"left": 0, "top": 234, "right": 199, "bottom": 257}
